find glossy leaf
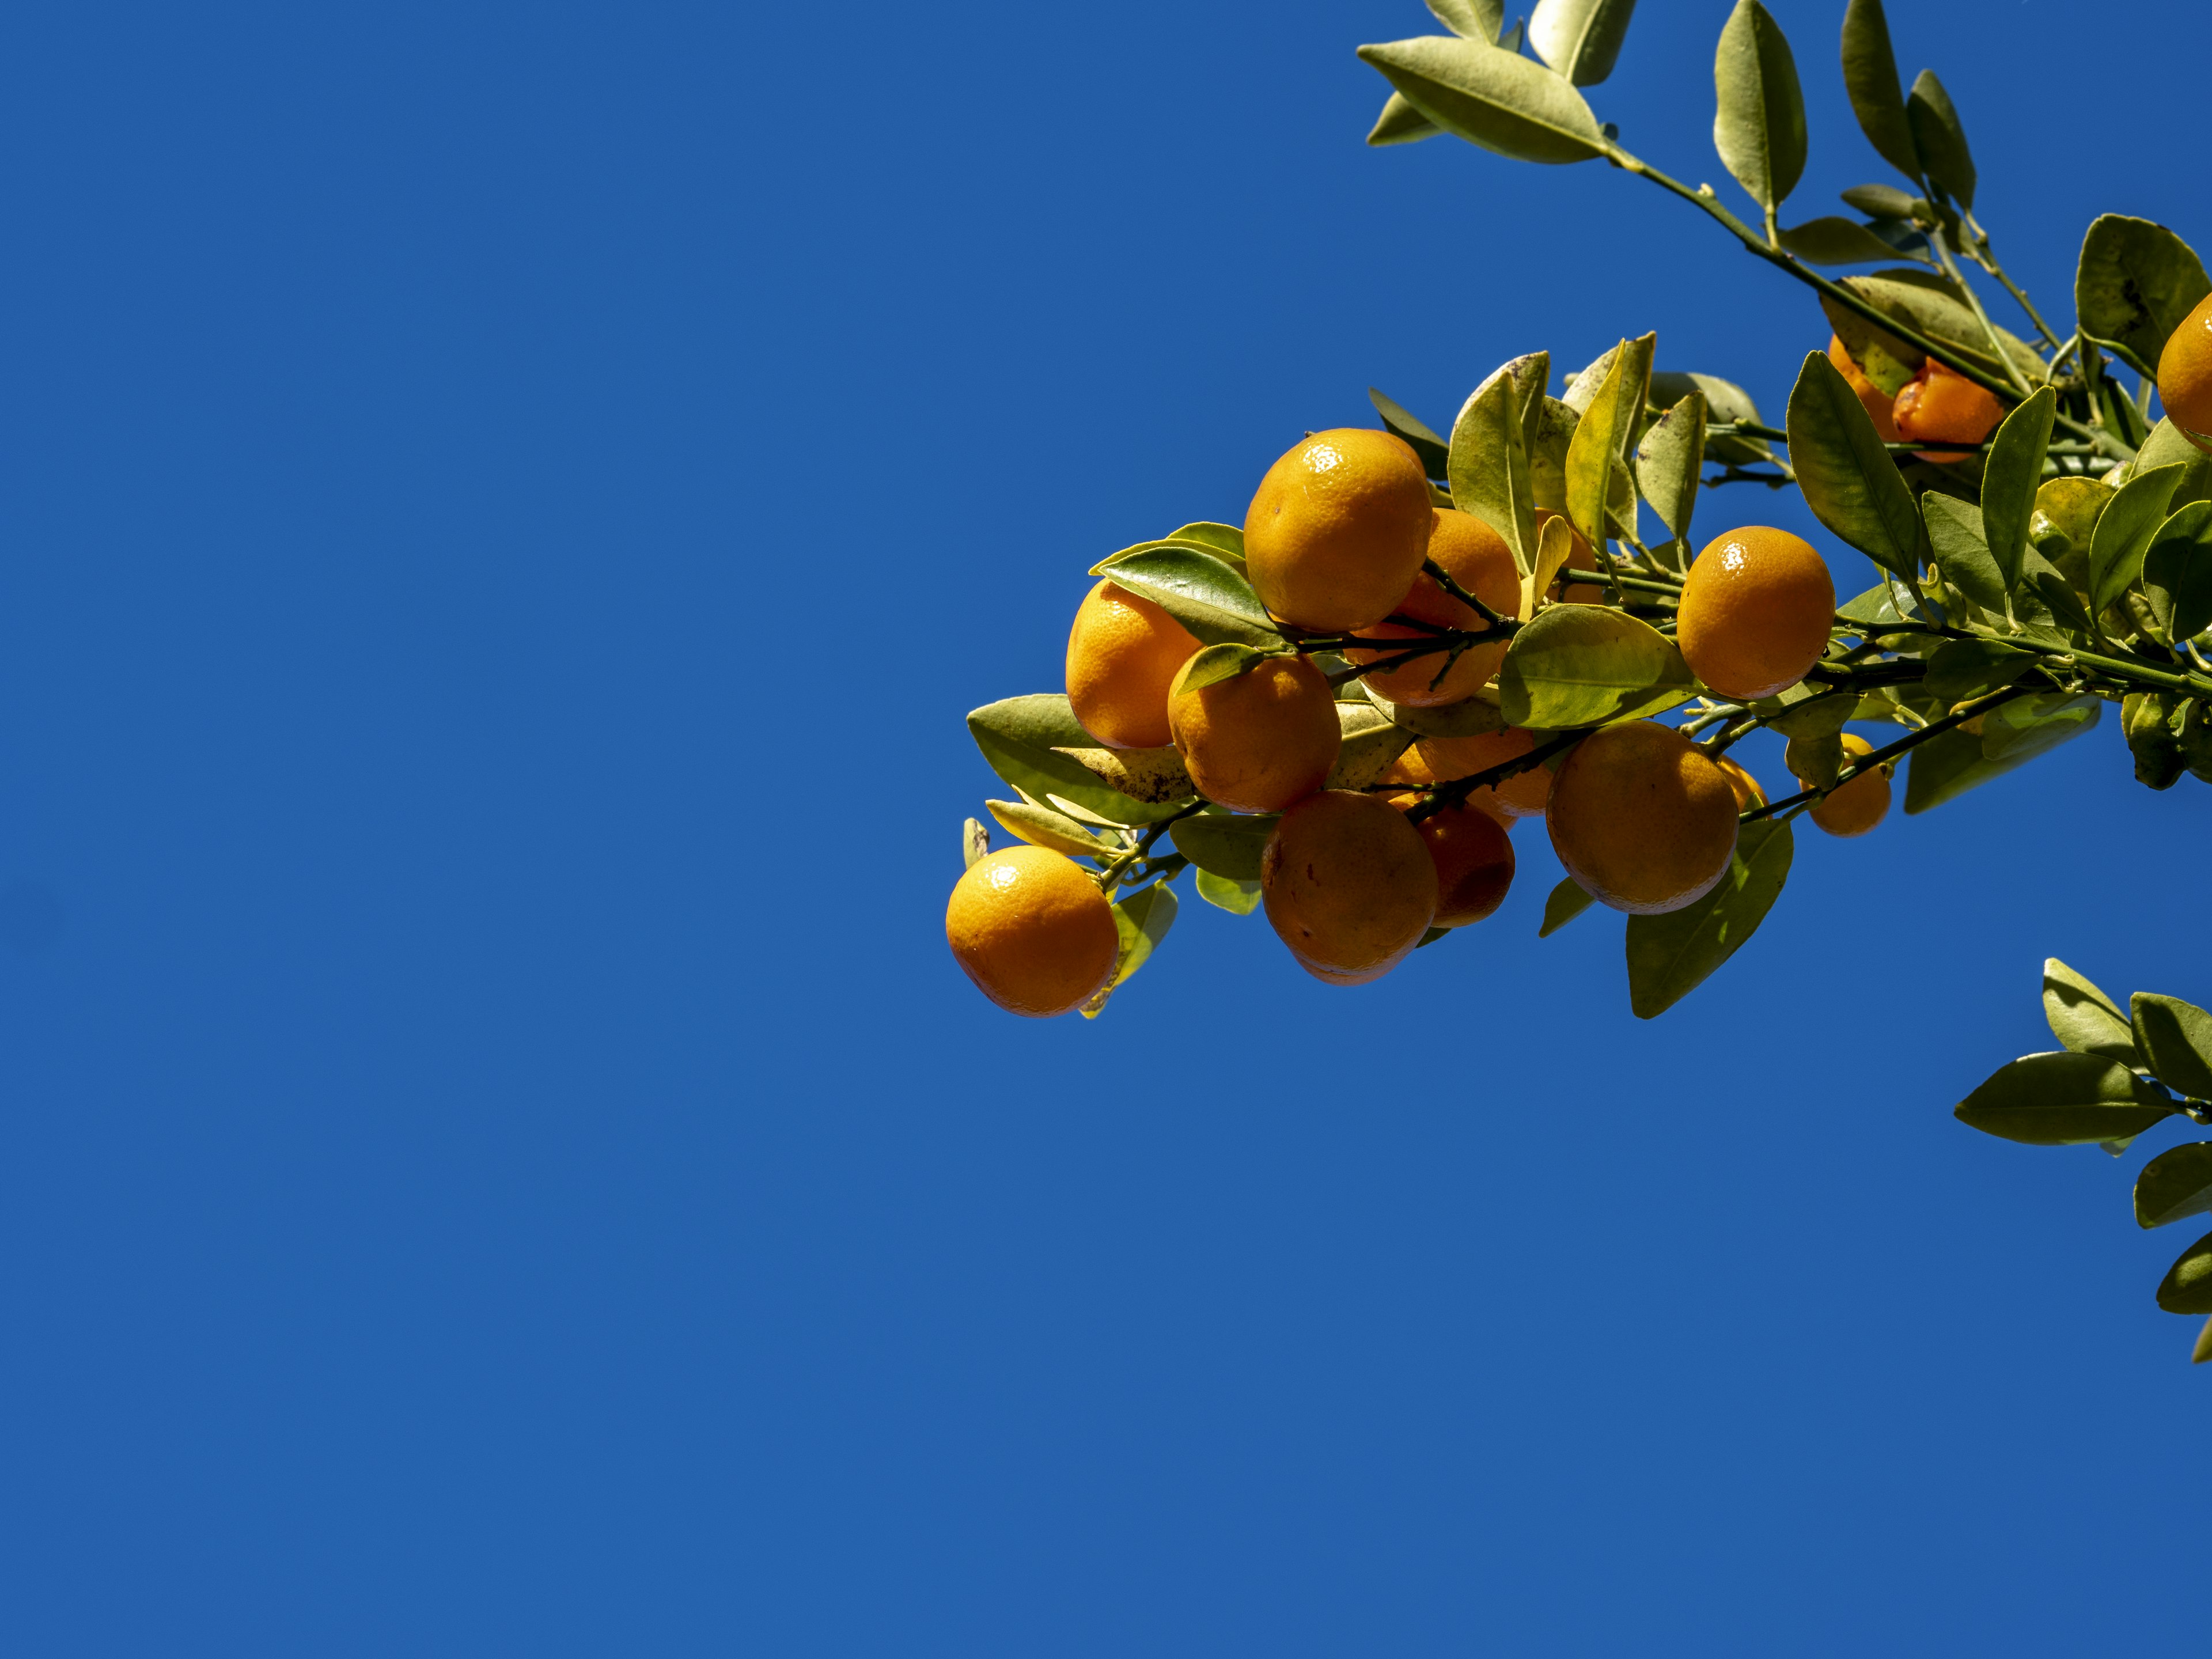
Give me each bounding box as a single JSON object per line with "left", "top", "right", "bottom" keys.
{"left": 1497, "top": 605, "right": 1698, "bottom": 728}
{"left": 1539, "top": 876, "right": 1595, "bottom": 937}
{"left": 1635, "top": 391, "right": 1705, "bottom": 545}
{"left": 2088, "top": 463, "right": 2185, "bottom": 618}
{"left": 1525, "top": 512, "right": 1575, "bottom": 620}
{"left": 1921, "top": 493, "right": 2006, "bottom": 616}
{"left": 1165, "top": 522, "right": 1247, "bottom": 569}
{"left": 1369, "top": 388, "right": 1450, "bottom": 480}
{"left": 2075, "top": 215, "right": 2212, "bottom": 375}
{"left": 1426, "top": 0, "right": 1506, "bottom": 41}
{"left": 1980, "top": 388, "right": 2055, "bottom": 596}
{"left": 1092, "top": 544, "right": 1280, "bottom": 647}
{"left": 1081, "top": 882, "right": 1178, "bottom": 1018}
{"left": 1626, "top": 819, "right": 1788, "bottom": 1019}
{"left": 1904, "top": 70, "right": 1974, "bottom": 210}
{"left": 1168, "top": 812, "right": 1279, "bottom": 882}
{"left": 1713, "top": 0, "right": 1806, "bottom": 215}
{"left": 2139, "top": 502, "right": 2212, "bottom": 645}
{"left": 1368, "top": 91, "right": 1441, "bottom": 147}
{"left": 1922, "top": 637, "right": 2033, "bottom": 704}
{"left": 1194, "top": 868, "right": 1263, "bottom": 916}
{"left": 1565, "top": 334, "right": 1652, "bottom": 552}
{"left": 1837, "top": 0, "right": 1919, "bottom": 182}
{"left": 2131, "top": 993, "right": 2212, "bottom": 1102}
{"left": 1902, "top": 695, "right": 2100, "bottom": 813}
{"left": 1528, "top": 0, "right": 1637, "bottom": 87}
{"left": 2136, "top": 1143, "right": 2212, "bottom": 1230}
{"left": 1953, "top": 1051, "right": 2173, "bottom": 1146}
{"left": 986, "top": 798, "right": 1119, "bottom": 859}
{"left": 2044, "top": 958, "right": 2139, "bottom": 1064}
{"left": 1177, "top": 642, "right": 1274, "bottom": 695}
{"left": 2156, "top": 1230, "right": 2212, "bottom": 1316}
{"left": 968, "top": 696, "right": 1192, "bottom": 825}
{"left": 961, "top": 817, "right": 989, "bottom": 870}
{"left": 1357, "top": 36, "right": 1607, "bottom": 166}
{"left": 1786, "top": 350, "right": 1922, "bottom": 583}
{"left": 1450, "top": 353, "right": 1547, "bottom": 575}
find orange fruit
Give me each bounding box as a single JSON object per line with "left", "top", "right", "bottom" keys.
{"left": 1415, "top": 726, "right": 1552, "bottom": 820}
{"left": 1166, "top": 651, "right": 1339, "bottom": 813}
{"left": 1065, "top": 579, "right": 1201, "bottom": 749}
{"left": 1404, "top": 800, "right": 1515, "bottom": 927}
{"left": 1893, "top": 359, "right": 2006, "bottom": 463}
{"left": 1828, "top": 335, "right": 1900, "bottom": 442}
{"left": 1260, "top": 790, "right": 1438, "bottom": 984}
{"left": 1714, "top": 756, "right": 1766, "bottom": 811}
{"left": 945, "top": 846, "right": 1120, "bottom": 1017}
{"left": 2157, "top": 291, "right": 2212, "bottom": 453}
{"left": 1676, "top": 526, "right": 1836, "bottom": 700}
{"left": 1547, "top": 721, "right": 1739, "bottom": 914}
{"left": 1244, "top": 429, "right": 1434, "bottom": 632}
{"left": 1350, "top": 509, "right": 1519, "bottom": 706}
{"left": 1537, "top": 508, "right": 1604, "bottom": 605}
{"left": 1801, "top": 732, "right": 1891, "bottom": 837}
{"left": 1380, "top": 745, "right": 1514, "bottom": 831}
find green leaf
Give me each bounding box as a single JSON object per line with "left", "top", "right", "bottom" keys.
{"left": 1841, "top": 181, "right": 1918, "bottom": 219}
{"left": 1176, "top": 642, "right": 1274, "bottom": 695}
{"left": 1904, "top": 70, "right": 1974, "bottom": 210}
{"left": 1778, "top": 216, "right": 1913, "bottom": 267}
{"left": 1168, "top": 812, "right": 1279, "bottom": 882}
{"left": 1836, "top": 579, "right": 1915, "bottom": 627}
{"left": 1626, "top": 819, "right": 1791, "bottom": 1018}
{"left": 986, "top": 798, "right": 1120, "bottom": 859}
{"left": 1783, "top": 730, "right": 1843, "bottom": 788}
{"left": 1649, "top": 370, "right": 1771, "bottom": 465}
{"left": 1368, "top": 388, "right": 1450, "bottom": 480}
{"left": 1357, "top": 36, "right": 1608, "bottom": 166}
{"left": 1362, "top": 685, "right": 1508, "bottom": 739}
{"left": 1837, "top": 0, "right": 1920, "bottom": 183}
{"left": 1527, "top": 0, "right": 1637, "bottom": 87}
{"left": 1497, "top": 605, "right": 1698, "bottom": 728}
{"left": 1566, "top": 333, "right": 1653, "bottom": 551}
{"left": 1764, "top": 683, "right": 1856, "bottom": 739}
{"left": 1194, "top": 868, "right": 1263, "bottom": 915}
{"left": 2131, "top": 993, "right": 2212, "bottom": 1101}
{"left": 2044, "top": 957, "right": 2140, "bottom": 1064}
{"left": 1712, "top": 0, "right": 1806, "bottom": 215}
{"left": 2075, "top": 215, "right": 2212, "bottom": 376}
{"left": 1902, "top": 695, "right": 2101, "bottom": 813}
{"left": 1165, "top": 521, "right": 1247, "bottom": 570}
{"left": 1978, "top": 388, "right": 2056, "bottom": 596}
{"left": 1450, "top": 353, "right": 1547, "bottom": 576}
{"left": 1092, "top": 544, "right": 1279, "bottom": 647}
{"left": 1921, "top": 637, "right": 2035, "bottom": 705}
{"left": 1426, "top": 0, "right": 1506, "bottom": 41}
{"left": 1415, "top": 924, "right": 1452, "bottom": 949}
{"left": 2134, "top": 419, "right": 2212, "bottom": 512}
{"left": 1921, "top": 493, "right": 2007, "bottom": 616}
{"left": 1539, "top": 876, "right": 1596, "bottom": 937}
{"left": 1326, "top": 703, "right": 1416, "bottom": 791}
{"left": 1081, "top": 881, "right": 1178, "bottom": 1018}
{"left": 1953, "top": 1051, "right": 2173, "bottom": 1146}
{"left": 2088, "top": 463, "right": 2186, "bottom": 618}
{"left": 2156, "top": 1229, "right": 2212, "bottom": 1315}
{"left": 1786, "top": 350, "right": 1922, "bottom": 582}
{"left": 2139, "top": 502, "right": 2212, "bottom": 645}
{"left": 961, "top": 816, "right": 989, "bottom": 870}
{"left": 2137, "top": 1143, "right": 2212, "bottom": 1230}
{"left": 968, "top": 695, "right": 1193, "bottom": 825}
{"left": 1634, "top": 391, "right": 1705, "bottom": 548}
{"left": 1823, "top": 270, "right": 2039, "bottom": 385}
{"left": 1368, "top": 90, "right": 1442, "bottom": 147}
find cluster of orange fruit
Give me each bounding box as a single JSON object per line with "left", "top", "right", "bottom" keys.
{"left": 949, "top": 422, "right": 1893, "bottom": 1018}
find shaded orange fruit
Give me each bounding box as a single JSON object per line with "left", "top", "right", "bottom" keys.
{"left": 1166, "top": 652, "right": 1339, "bottom": 813}
{"left": 945, "top": 846, "right": 1120, "bottom": 1017}
{"left": 1893, "top": 359, "right": 2006, "bottom": 463}
{"left": 1547, "top": 721, "right": 1738, "bottom": 915}
{"left": 1403, "top": 799, "right": 1514, "bottom": 927}
{"left": 1415, "top": 726, "right": 1552, "bottom": 820}
{"left": 1714, "top": 756, "right": 1766, "bottom": 811}
{"left": 1676, "top": 526, "right": 1836, "bottom": 700}
{"left": 1350, "top": 509, "right": 1520, "bottom": 706}
{"left": 1379, "top": 745, "right": 1514, "bottom": 830}
{"left": 1065, "top": 578, "right": 1201, "bottom": 749}
{"left": 1244, "top": 429, "right": 1433, "bottom": 632}
{"left": 1260, "top": 790, "right": 1437, "bottom": 984}
{"left": 1801, "top": 732, "right": 1891, "bottom": 837}
{"left": 2157, "top": 291, "right": 2212, "bottom": 453}
{"left": 1537, "top": 507, "right": 1604, "bottom": 604}
{"left": 1828, "top": 334, "right": 1900, "bottom": 442}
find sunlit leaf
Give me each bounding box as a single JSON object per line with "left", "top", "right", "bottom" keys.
{"left": 1358, "top": 35, "right": 1608, "bottom": 166}
{"left": 1838, "top": 0, "right": 1920, "bottom": 183}
{"left": 2088, "top": 463, "right": 2185, "bottom": 618}
{"left": 1092, "top": 544, "right": 1281, "bottom": 647}
{"left": 1528, "top": 0, "right": 1637, "bottom": 87}
{"left": 1081, "top": 882, "right": 1179, "bottom": 1018}
{"left": 2044, "top": 958, "right": 2139, "bottom": 1064}
{"left": 2156, "top": 1229, "right": 2212, "bottom": 1316}
{"left": 1712, "top": 0, "right": 1806, "bottom": 215}
{"left": 1497, "top": 605, "right": 1698, "bottom": 728}
{"left": 1368, "top": 89, "right": 1443, "bottom": 147}
{"left": 1194, "top": 868, "right": 1263, "bottom": 915}
{"left": 1635, "top": 389, "right": 1706, "bottom": 546}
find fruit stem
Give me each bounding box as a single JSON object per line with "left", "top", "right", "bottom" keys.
{"left": 1421, "top": 557, "right": 1516, "bottom": 630}
{"left": 1403, "top": 729, "right": 1584, "bottom": 825}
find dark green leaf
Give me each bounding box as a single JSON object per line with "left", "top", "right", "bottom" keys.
{"left": 1837, "top": 0, "right": 1920, "bottom": 182}
{"left": 2137, "top": 1143, "right": 2212, "bottom": 1230}
{"left": 1713, "top": 0, "right": 1806, "bottom": 214}
{"left": 2075, "top": 215, "right": 2212, "bottom": 376}
{"left": 2131, "top": 992, "right": 2212, "bottom": 1101}
{"left": 1635, "top": 391, "right": 1706, "bottom": 545}
{"left": 1540, "top": 876, "right": 1596, "bottom": 937}
{"left": 2088, "top": 463, "right": 2186, "bottom": 618}
{"left": 1497, "top": 605, "right": 1698, "bottom": 728}
{"left": 1194, "top": 868, "right": 1263, "bottom": 915}
{"left": 1357, "top": 36, "right": 1608, "bottom": 166}
{"left": 1922, "top": 637, "right": 2035, "bottom": 704}
{"left": 1168, "top": 812, "right": 1279, "bottom": 882}
{"left": 968, "top": 696, "right": 1194, "bottom": 825}
{"left": 1980, "top": 388, "right": 2056, "bottom": 595}
{"left": 1953, "top": 1051, "right": 2173, "bottom": 1146}
{"left": 1081, "top": 882, "right": 1179, "bottom": 1017}
{"left": 2134, "top": 419, "right": 2212, "bottom": 512}
{"left": 1450, "top": 353, "right": 1547, "bottom": 575}
{"left": 1764, "top": 683, "right": 1856, "bottom": 739}
{"left": 2156, "top": 1229, "right": 2212, "bottom": 1315}
{"left": 1415, "top": 924, "right": 1452, "bottom": 950}
{"left": 1369, "top": 388, "right": 1450, "bottom": 480}
{"left": 1779, "top": 216, "right": 1914, "bottom": 266}
{"left": 1904, "top": 70, "right": 1974, "bottom": 210}
{"left": 1528, "top": 0, "right": 1638, "bottom": 87}
{"left": 1840, "top": 181, "right": 1917, "bottom": 219}
{"left": 2044, "top": 958, "right": 2139, "bottom": 1063}
{"left": 1092, "top": 544, "right": 1279, "bottom": 647}
{"left": 1902, "top": 695, "right": 2101, "bottom": 812}
{"left": 1626, "top": 819, "right": 1790, "bottom": 1019}
{"left": 1368, "top": 90, "right": 1442, "bottom": 147}
{"left": 1426, "top": 0, "right": 1506, "bottom": 41}
{"left": 2139, "top": 502, "right": 2212, "bottom": 645}
{"left": 1787, "top": 350, "right": 1922, "bottom": 582}
{"left": 1921, "top": 493, "right": 2006, "bottom": 616}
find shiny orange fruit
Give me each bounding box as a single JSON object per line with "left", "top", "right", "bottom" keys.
{"left": 2157, "top": 291, "right": 2212, "bottom": 454}
{"left": 1893, "top": 359, "right": 2006, "bottom": 463}
{"left": 1065, "top": 579, "right": 1201, "bottom": 749}
{"left": 945, "top": 847, "right": 1120, "bottom": 1017}
{"left": 1166, "top": 652, "right": 1339, "bottom": 813}
{"left": 1676, "top": 526, "right": 1836, "bottom": 700}
{"left": 1243, "top": 429, "right": 1434, "bottom": 632}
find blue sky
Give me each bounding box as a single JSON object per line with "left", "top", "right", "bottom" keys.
{"left": 0, "top": 0, "right": 2204, "bottom": 1652}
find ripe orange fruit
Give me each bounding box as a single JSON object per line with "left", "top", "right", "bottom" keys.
{"left": 1414, "top": 726, "right": 1552, "bottom": 820}
{"left": 1350, "top": 509, "right": 1520, "bottom": 706}
{"left": 1547, "top": 721, "right": 1739, "bottom": 914}
{"left": 1404, "top": 799, "right": 1514, "bottom": 927}
{"left": 1893, "top": 359, "right": 2006, "bottom": 463}
{"left": 1801, "top": 732, "right": 1891, "bottom": 837}
{"left": 1537, "top": 508, "right": 1604, "bottom": 605}
{"left": 1166, "top": 652, "right": 1339, "bottom": 813}
{"left": 946, "top": 846, "right": 1120, "bottom": 1017}
{"left": 1065, "top": 579, "right": 1202, "bottom": 749}
{"left": 1260, "top": 790, "right": 1438, "bottom": 984}
{"left": 1828, "top": 335, "right": 1900, "bottom": 442}
{"left": 1244, "top": 429, "right": 1434, "bottom": 632}
{"left": 1675, "top": 526, "right": 1836, "bottom": 700}
{"left": 2157, "top": 291, "right": 2212, "bottom": 453}
{"left": 1379, "top": 745, "right": 1514, "bottom": 830}
{"left": 1714, "top": 756, "right": 1766, "bottom": 811}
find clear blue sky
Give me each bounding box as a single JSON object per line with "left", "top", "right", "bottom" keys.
{"left": 0, "top": 1, "right": 2203, "bottom": 1652}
